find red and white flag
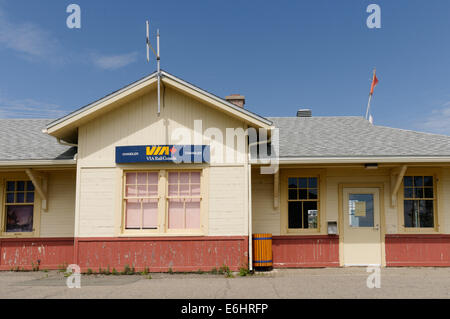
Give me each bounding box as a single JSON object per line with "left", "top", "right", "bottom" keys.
{"left": 370, "top": 70, "right": 379, "bottom": 95}
{"left": 365, "top": 69, "right": 379, "bottom": 122}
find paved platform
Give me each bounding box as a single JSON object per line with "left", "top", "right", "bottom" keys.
{"left": 0, "top": 267, "right": 449, "bottom": 299}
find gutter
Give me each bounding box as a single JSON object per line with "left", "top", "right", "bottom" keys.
{"left": 251, "top": 156, "right": 450, "bottom": 164}
{"left": 0, "top": 159, "right": 77, "bottom": 167}
{"left": 56, "top": 138, "right": 78, "bottom": 148}
{"left": 56, "top": 139, "right": 78, "bottom": 161}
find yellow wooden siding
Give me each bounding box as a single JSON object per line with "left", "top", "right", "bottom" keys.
{"left": 39, "top": 171, "right": 76, "bottom": 237}
{"left": 441, "top": 168, "right": 450, "bottom": 234}
{"left": 252, "top": 166, "right": 450, "bottom": 235}
{"left": 251, "top": 170, "right": 280, "bottom": 235}
{"left": 208, "top": 166, "right": 248, "bottom": 236}
{"left": 78, "top": 87, "right": 247, "bottom": 167}
{"left": 78, "top": 168, "right": 117, "bottom": 237}
{"left": 325, "top": 168, "right": 395, "bottom": 234}
{"left": 75, "top": 86, "right": 251, "bottom": 237}
{"left": 0, "top": 170, "right": 75, "bottom": 238}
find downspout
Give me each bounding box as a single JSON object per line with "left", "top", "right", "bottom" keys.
{"left": 247, "top": 131, "right": 273, "bottom": 272}
{"left": 247, "top": 158, "right": 253, "bottom": 271}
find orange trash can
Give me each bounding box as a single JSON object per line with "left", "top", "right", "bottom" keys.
{"left": 252, "top": 233, "right": 273, "bottom": 270}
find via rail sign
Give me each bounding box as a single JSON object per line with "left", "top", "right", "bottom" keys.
{"left": 115, "top": 145, "right": 210, "bottom": 164}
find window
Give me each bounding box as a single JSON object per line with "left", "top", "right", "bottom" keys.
{"left": 4, "top": 181, "right": 35, "bottom": 233}
{"left": 124, "top": 172, "right": 159, "bottom": 230}
{"left": 123, "top": 170, "right": 202, "bottom": 233}
{"left": 403, "top": 176, "right": 435, "bottom": 228}
{"left": 168, "top": 171, "right": 201, "bottom": 229}
{"left": 287, "top": 177, "right": 318, "bottom": 229}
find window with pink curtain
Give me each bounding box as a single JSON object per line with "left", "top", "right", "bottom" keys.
{"left": 168, "top": 171, "right": 201, "bottom": 229}
{"left": 125, "top": 172, "right": 158, "bottom": 229}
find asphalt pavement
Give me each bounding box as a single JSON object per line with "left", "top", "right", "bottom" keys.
{"left": 0, "top": 267, "right": 449, "bottom": 299}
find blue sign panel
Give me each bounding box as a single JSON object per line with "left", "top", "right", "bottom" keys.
{"left": 115, "top": 145, "right": 210, "bottom": 164}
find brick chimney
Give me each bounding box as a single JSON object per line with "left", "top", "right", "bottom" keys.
{"left": 225, "top": 94, "right": 245, "bottom": 108}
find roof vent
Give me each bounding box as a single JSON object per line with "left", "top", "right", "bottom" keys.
{"left": 297, "top": 109, "right": 312, "bottom": 117}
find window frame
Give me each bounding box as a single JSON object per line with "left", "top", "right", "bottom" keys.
{"left": 287, "top": 176, "right": 320, "bottom": 230}
{"left": 400, "top": 173, "right": 439, "bottom": 232}
{"left": 1, "top": 178, "right": 40, "bottom": 238}
{"left": 165, "top": 170, "right": 202, "bottom": 233}
{"left": 120, "top": 169, "right": 205, "bottom": 236}
{"left": 281, "top": 169, "right": 325, "bottom": 235}
{"left": 122, "top": 171, "right": 160, "bottom": 233}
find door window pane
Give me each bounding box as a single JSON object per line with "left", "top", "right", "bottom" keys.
{"left": 349, "top": 194, "right": 374, "bottom": 227}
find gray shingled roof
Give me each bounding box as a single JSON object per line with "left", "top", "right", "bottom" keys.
{"left": 0, "top": 119, "right": 76, "bottom": 161}
{"left": 1, "top": 117, "right": 450, "bottom": 161}
{"left": 268, "top": 116, "right": 450, "bottom": 158}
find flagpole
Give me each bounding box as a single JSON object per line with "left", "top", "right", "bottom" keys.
{"left": 365, "top": 68, "right": 376, "bottom": 121}
{"left": 365, "top": 93, "right": 372, "bottom": 120}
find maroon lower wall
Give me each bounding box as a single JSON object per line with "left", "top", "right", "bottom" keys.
{"left": 272, "top": 235, "right": 340, "bottom": 268}
{"left": 2, "top": 234, "right": 450, "bottom": 271}
{"left": 385, "top": 234, "right": 450, "bottom": 267}
{"left": 0, "top": 238, "right": 74, "bottom": 271}
{"left": 74, "top": 236, "right": 249, "bottom": 272}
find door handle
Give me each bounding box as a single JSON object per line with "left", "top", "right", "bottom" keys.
{"left": 374, "top": 224, "right": 379, "bottom": 230}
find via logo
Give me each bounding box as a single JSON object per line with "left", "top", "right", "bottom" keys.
{"left": 66, "top": 264, "right": 81, "bottom": 288}
{"left": 366, "top": 266, "right": 381, "bottom": 288}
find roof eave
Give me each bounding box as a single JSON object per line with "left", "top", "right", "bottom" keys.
{"left": 45, "top": 70, "right": 272, "bottom": 138}
{"left": 251, "top": 156, "right": 450, "bottom": 164}
{"left": 0, "top": 159, "right": 77, "bottom": 167}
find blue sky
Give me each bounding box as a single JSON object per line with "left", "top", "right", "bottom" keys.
{"left": 0, "top": 0, "right": 449, "bottom": 135}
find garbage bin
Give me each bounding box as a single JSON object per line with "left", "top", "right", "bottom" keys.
{"left": 252, "top": 233, "right": 273, "bottom": 270}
